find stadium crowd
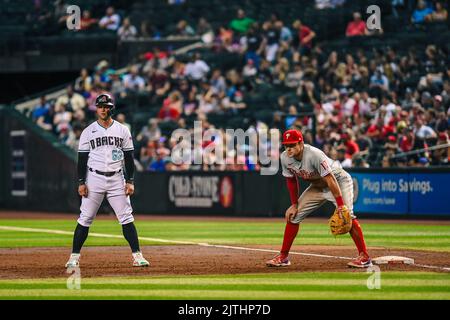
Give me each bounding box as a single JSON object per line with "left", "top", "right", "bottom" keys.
{"left": 29, "top": 1, "right": 450, "bottom": 171}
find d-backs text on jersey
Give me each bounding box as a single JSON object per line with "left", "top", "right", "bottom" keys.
{"left": 89, "top": 136, "right": 124, "bottom": 150}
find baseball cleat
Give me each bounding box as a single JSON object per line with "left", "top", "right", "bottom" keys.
{"left": 347, "top": 253, "right": 372, "bottom": 268}
{"left": 65, "top": 253, "right": 80, "bottom": 268}
{"left": 132, "top": 252, "right": 150, "bottom": 267}
{"left": 266, "top": 254, "right": 291, "bottom": 267}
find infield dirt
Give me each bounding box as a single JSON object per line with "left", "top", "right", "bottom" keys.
{"left": 0, "top": 244, "right": 449, "bottom": 279}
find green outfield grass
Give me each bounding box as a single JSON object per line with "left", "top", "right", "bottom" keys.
{"left": 0, "top": 218, "right": 450, "bottom": 252}
{"left": 0, "top": 272, "right": 449, "bottom": 300}
{"left": 0, "top": 218, "right": 449, "bottom": 300}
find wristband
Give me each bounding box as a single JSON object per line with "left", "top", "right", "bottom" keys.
{"left": 336, "top": 196, "right": 344, "bottom": 207}
{"left": 126, "top": 180, "right": 134, "bottom": 184}
{"left": 78, "top": 179, "right": 85, "bottom": 186}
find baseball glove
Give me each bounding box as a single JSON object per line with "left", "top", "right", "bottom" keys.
{"left": 329, "top": 205, "right": 352, "bottom": 236}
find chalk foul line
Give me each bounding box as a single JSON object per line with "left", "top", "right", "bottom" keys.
{"left": 0, "top": 225, "right": 449, "bottom": 272}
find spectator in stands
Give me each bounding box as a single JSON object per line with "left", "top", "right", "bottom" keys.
{"left": 285, "top": 63, "right": 304, "bottom": 88}
{"left": 345, "top": 12, "right": 367, "bottom": 37}
{"left": 292, "top": 20, "right": 316, "bottom": 56}
{"left": 370, "top": 67, "right": 389, "bottom": 93}
{"left": 74, "top": 68, "right": 92, "bottom": 97}
{"left": 80, "top": 10, "right": 98, "bottom": 31}
{"left": 315, "top": 0, "right": 346, "bottom": 9}
{"left": 123, "top": 65, "right": 146, "bottom": 93}
{"left": 53, "top": 102, "right": 72, "bottom": 135}
{"left": 230, "top": 9, "right": 255, "bottom": 34}
{"left": 414, "top": 116, "right": 437, "bottom": 140}
{"left": 337, "top": 146, "right": 352, "bottom": 168}
{"left": 55, "top": 85, "right": 86, "bottom": 113}
{"left": 242, "top": 59, "right": 257, "bottom": 78}
{"left": 196, "top": 17, "right": 213, "bottom": 35}
{"left": 427, "top": 1, "right": 448, "bottom": 22}
{"left": 118, "top": 17, "right": 138, "bottom": 40}
{"left": 185, "top": 53, "right": 210, "bottom": 80}
{"left": 148, "top": 149, "right": 168, "bottom": 171}
{"left": 275, "top": 20, "right": 293, "bottom": 44}
{"left": 411, "top": 0, "right": 434, "bottom": 24}
{"left": 158, "top": 91, "right": 182, "bottom": 121}
{"left": 137, "top": 118, "right": 161, "bottom": 143}
{"left": 99, "top": 6, "right": 121, "bottom": 31}
{"left": 242, "top": 25, "right": 265, "bottom": 69}
{"left": 172, "top": 20, "right": 195, "bottom": 37}
{"left": 116, "top": 113, "right": 131, "bottom": 131}
{"left": 142, "top": 47, "right": 170, "bottom": 72}
{"left": 262, "top": 21, "right": 280, "bottom": 63}
{"left": 210, "top": 69, "right": 226, "bottom": 95}
{"left": 53, "top": 0, "right": 69, "bottom": 29}
{"left": 139, "top": 21, "right": 160, "bottom": 39}
{"left": 66, "top": 123, "right": 83, "bottom": 151}
{"left": 147, "top": 68, "right": 170, "bottom": 103}
{"left": 32, "top": 95, "right": 52, "bottom": 131}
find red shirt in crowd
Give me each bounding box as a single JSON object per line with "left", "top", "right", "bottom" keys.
{"left": 346, "top": 140, "right": 360, "bottom": 157}
{"left": 367, "top": 123, "right": 394, "bottom": 140}
{"left": 299, "top": 25, "right": 313, "bottom": 48}
{"left": 346, "top": 20, "right": 366, "bottom": 37}
{"left": 399, "top": 136, "right": 414, "bottom": 152}
{"left": 158, "top": 99, "right": 180, "bottom": 121}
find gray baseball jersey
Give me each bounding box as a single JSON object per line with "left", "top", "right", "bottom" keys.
{"left": 281, "top": 144, "right": 342, "bottom": 181}
{"left": 281, "top": 144, "right": 356, "bottom": 223}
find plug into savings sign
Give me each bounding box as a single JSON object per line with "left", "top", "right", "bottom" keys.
{"left": 168, "top": 176, "right": 234, "bottom": 208}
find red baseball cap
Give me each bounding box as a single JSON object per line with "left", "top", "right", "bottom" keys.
{"left": 282, "top": 129, "right": 303, "bottom": 145}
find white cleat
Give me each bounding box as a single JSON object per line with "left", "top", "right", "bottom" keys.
{"left": 132, "top": 252, "right": 150, "bottom": 267}
{"left": 65, "top": 253, "right": 80, "bottom": 268}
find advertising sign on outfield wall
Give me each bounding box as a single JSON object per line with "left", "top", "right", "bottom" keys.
{"left": 351, "top": 171, "right": 450, "bottom": 216}
{"left": 167, "top": 173, "right": 235, "bottom": 214}
{"left": 408, "top": 173, "right": 450, "bottom": 215}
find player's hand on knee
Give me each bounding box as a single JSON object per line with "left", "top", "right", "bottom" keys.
{"left": 78, "top": 184, "right": 88, "bottom": 197}
{"left": 285, "top": 204, "right": 298, "bottom": 223}
{"left": 125, "top": 183, "right": 134, "bottom": 196}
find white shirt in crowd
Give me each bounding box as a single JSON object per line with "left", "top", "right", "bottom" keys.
{"left": 415, "top": 125, "right": 436, "bottom": 139}
{"left": 99, "top": 14, "right": 121, "bottom": 31}
{"left": 118, "top": 25, "right": 137, "bottom": 40}
{"left": 185, "top": 60, "right": 210, "bottom": 80}
{"left": 123, "top": 74, "right": 146, "bottom": 91}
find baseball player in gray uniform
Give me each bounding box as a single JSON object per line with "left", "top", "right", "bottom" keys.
{"left": 266, "top": 129, "right": 371, "bottom": 268}
{"left": 65, "top": 93, "right": 149, "bottom": 268}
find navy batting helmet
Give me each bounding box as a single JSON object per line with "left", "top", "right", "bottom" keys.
{"left": 95, "top": 93, "right": 115, "bottom": 116}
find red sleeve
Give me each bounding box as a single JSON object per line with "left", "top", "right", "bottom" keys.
{"left": 286, "top": 177, "right": 299, "bottom": 205}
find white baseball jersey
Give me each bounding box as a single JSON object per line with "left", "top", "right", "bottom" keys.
{"left": 78, "top": 120, "right": 134, "bottom": 172}
{"left": 281, "top": 144, "right": 342, "bottom": 182}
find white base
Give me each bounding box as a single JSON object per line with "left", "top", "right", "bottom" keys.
{"left": 372, "top": 255, "right": 414, "bottom": 265}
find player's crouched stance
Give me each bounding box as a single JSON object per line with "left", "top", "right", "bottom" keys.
{"left": 65, "top": 94, "right": 149, "bottom": 268}
{"left": 266, "top": 129, "right": 371, "bottom": 269}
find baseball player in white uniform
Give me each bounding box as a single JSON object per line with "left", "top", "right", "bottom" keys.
{"left": 266, "top": 129, "right": 371, "bottom": 268}
{"left": 65, "top": 93, "right": 149, "bottom": 268}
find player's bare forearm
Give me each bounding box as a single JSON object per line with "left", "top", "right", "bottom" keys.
{"left": 323, "top": 173, "right": 342, "bottom": 199}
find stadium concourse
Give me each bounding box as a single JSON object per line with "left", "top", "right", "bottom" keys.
{"left": 18, "top": 0, "right": 450, "bottom": 171}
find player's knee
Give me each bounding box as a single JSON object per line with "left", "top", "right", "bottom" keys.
{"left": 77, "top": 217, "right": 93, "bottom": 227}
{"left": 119, "top": 213, "right": 134, "bottom": 225}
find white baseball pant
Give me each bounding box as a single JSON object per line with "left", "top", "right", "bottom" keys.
{"left": 77, "top": 171, "right": 134, "bottom": 227}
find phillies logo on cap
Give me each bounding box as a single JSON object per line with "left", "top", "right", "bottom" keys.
{"left": 282, "top": 129, "right": 303, "bottom": 144}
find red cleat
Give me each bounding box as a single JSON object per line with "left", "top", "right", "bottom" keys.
{"left": 266, "top": 254, "right": 291, "bottom": 267}
{"left": 347, "top": 253, "right": 372, "bottom": 268}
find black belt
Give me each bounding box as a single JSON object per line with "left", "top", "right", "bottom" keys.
{"left": 89, "top": 167, "right": 121, "bottom": 177}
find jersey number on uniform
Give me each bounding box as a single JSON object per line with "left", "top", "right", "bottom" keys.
{"left": 112, "top": 149, "right": 124, "bottom": 161}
